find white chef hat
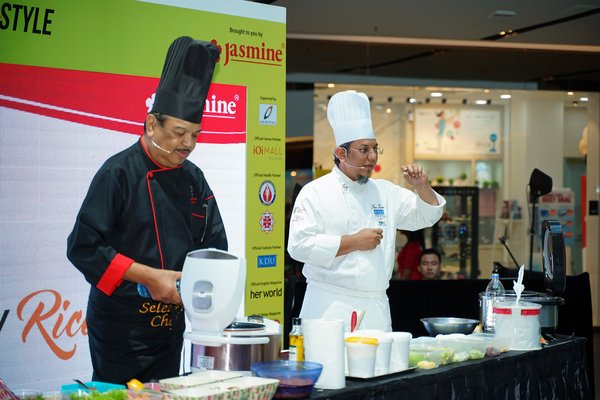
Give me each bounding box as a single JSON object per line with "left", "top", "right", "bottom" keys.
{"left": 327, "top": 90, "right": 375, "bottom": 146}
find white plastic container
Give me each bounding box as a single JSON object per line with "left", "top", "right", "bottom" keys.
{"left": 493, "top": 300, "right": 542, "bottom": 351}
{"left": 345, "top": 336, "right": 378, "bottom": 378}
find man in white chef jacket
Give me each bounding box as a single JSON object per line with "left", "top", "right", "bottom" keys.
{"left": 287, "top": 90, "right": 446, "bottom": 332}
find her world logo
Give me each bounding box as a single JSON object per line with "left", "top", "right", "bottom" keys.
{"left": 259, "top": 180, "right": 276, "bottom": 206}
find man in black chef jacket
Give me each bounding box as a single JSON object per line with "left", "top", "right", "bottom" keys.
{"left": 67, "top": 36, "right": 228, "bottom": 383}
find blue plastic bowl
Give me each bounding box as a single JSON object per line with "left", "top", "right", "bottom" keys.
{"left": 251, "top": 360, "right": 323, "bottom": 399}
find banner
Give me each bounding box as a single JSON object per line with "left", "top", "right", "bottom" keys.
{"left": 0, "top": 0, "right": 285, "bottom": 391}
{"left": 538, "top": 188, "right": 575, "bottom": 247}
{"left": 414, "top": 107, "right": 502, "bottom": 156}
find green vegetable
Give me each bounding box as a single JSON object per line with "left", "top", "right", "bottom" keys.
{"left": 408, "top": 351, "right": 425, "bottom": 367}
{"left": 469, "top": 349, "right": 485, "bottom": 359}
{"left": 439, "top": 349, "right": 455, "bottom": 365}
{"left": 70, "top": 390, "right": 127, "bottom": 400}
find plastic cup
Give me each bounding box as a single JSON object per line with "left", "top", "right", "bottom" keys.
{"left": 386, "top": 331, "right": 412, "bottom": 372}
{"left": 345, "top": 336, "right": 378, "bottom": 378}
{"left": 373, "top": 335, "right": 392, "bottom": 375}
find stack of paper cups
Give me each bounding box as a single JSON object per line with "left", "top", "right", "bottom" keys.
{"left": 303, "top": 319, "right": 346, "bottom": 389}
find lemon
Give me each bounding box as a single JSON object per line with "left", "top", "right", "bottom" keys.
{"left": 127, "top": 379, "right": 145, "bottom": 391}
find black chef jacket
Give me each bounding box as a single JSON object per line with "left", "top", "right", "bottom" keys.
{"left": 67, "top": 138, "right": 228, "bottom": 383}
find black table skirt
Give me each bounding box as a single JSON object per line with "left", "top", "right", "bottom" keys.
{"left": 285, "top": 272, "right": 595, "bottom": 390}
{"left": 307, "top": 336, "right": 592, "bottom": 400}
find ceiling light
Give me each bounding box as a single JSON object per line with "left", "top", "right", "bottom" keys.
{"left": 430, "top": 92, "right": 442, "bottom": 97}
{"left": 475, "top": 100, "right": 487, "bottom": 105}
{"left": 567, "top": 92, "right": 574, "bottom": 96}
{"left": 484, "top": 89, "right": 490, "bottom": 93}
{"left": 386, "top": 108, "right": 392, "bottom": 114}
{"left": 500, "top": 94, "right": 511, "bottom": 99}
{"left": 327, "top": 83, "right": 335, "bottom": 88}
{"left": 573, "top": 101, "right": 579, "bottom": 107}
{"left": 580, "top": 97, "right": 589, "bottom": 102}
{"left": 488, "top": 9, "right": 516, "bottom": 18}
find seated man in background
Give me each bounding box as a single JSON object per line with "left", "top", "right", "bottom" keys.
{"left": 418, "top": 248, "right": 443, "bottom": 280}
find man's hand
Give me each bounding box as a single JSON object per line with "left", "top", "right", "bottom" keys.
{"left": 144, "top": 269, "right": 182, "bottom": 305}
{"left": 401, "top": 164, "right": 439, "bottom": 206}
{"left": 124, "top": 263, "right": 182, "bottom": 305}
{"left": 401, "top": 164, "right": 429, "bottom": 189}
{"left": 337, "top": 228, "right": 383, "bottom": 256}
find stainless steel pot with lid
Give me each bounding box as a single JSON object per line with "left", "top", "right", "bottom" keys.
{"left": 480, "top": 219, "right": 566, "bottom": 333}
{"left": 190, "top": 316, "right": 281, "bottom": 372}
{"left": 479, "top": 290, "right": 564, "bottom": 331}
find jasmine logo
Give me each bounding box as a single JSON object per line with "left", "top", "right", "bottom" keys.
{"left": 259, "top": 104, "right": 277, "bottom": 126}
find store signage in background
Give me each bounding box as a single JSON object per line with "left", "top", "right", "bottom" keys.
{"left": 0, "top": 0, "right": 285, "bottom": 391}
{"left": 538, "top": 188, "right": 575, "bottom": 246}
{"left": 414, "top": 107, "right": 502, "bottom": 156}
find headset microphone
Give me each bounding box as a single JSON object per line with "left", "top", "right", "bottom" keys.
{"left": 332, "top": 150, "right": 366, "bottom": 170}
{"left": 343, "top": 161, "right": 367, "bottom": 170}
{"left": 151, "top": 139, "right": 173, "bottom": 154}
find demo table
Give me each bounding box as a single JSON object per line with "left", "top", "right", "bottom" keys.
{"left": 308, "top": 336, "right": 592, "bottom": 400}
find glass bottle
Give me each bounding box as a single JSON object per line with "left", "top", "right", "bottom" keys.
{"left": 289, "top": 317, "right": 304, "bottom": 361}
{"left": 484, "top": 265, "right": 506, "bottom": 332}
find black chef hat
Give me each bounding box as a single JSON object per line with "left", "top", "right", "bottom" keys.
{"left": 150, "top": 36, "right": 219, "bottom": 123}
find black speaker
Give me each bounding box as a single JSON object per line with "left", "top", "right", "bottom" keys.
{"left": 529, "top": 168, "right": 553, "bottom": 202}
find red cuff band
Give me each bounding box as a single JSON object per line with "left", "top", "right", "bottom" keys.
{"left": 97, "top": 253, "right": 134, "bottom": 295}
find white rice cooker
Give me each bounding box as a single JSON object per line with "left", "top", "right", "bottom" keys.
{"left": 181, "top": 248, "right": 281, "bottom": 372}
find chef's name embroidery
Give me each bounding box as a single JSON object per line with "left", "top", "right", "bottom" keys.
{"left": 372, "top": 205, "right": 386, "bottom": 227}
{"left": 139, "top": 302, "right": 182, "bottom": 329}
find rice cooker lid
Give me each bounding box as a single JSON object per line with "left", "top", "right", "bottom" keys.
{"left": 221, "top": 316, "right": 279, "bottom": 337}
{"left": 481, "top": 290, "right": 563, "bottom": 306}
{"left": 223, "top": 321, "right": 265, "bottom": 332}
{"left": 541, "top": 220, "right": 566, "bottom": 295}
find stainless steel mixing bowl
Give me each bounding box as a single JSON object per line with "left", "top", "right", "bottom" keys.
{"left": 420, "top": 317, "right": 479, "bottom": 335}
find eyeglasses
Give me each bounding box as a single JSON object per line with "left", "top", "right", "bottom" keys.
{"left": 347, "top": 146, "right": 384, "bottom": 156}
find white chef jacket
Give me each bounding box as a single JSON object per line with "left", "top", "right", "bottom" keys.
{"left": 288, "top": 166, "right": 445, "bottom": 331}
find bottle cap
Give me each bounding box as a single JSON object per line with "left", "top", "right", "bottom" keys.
{"left": 292, "top": 317, "right": 302, "bottom": 325}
